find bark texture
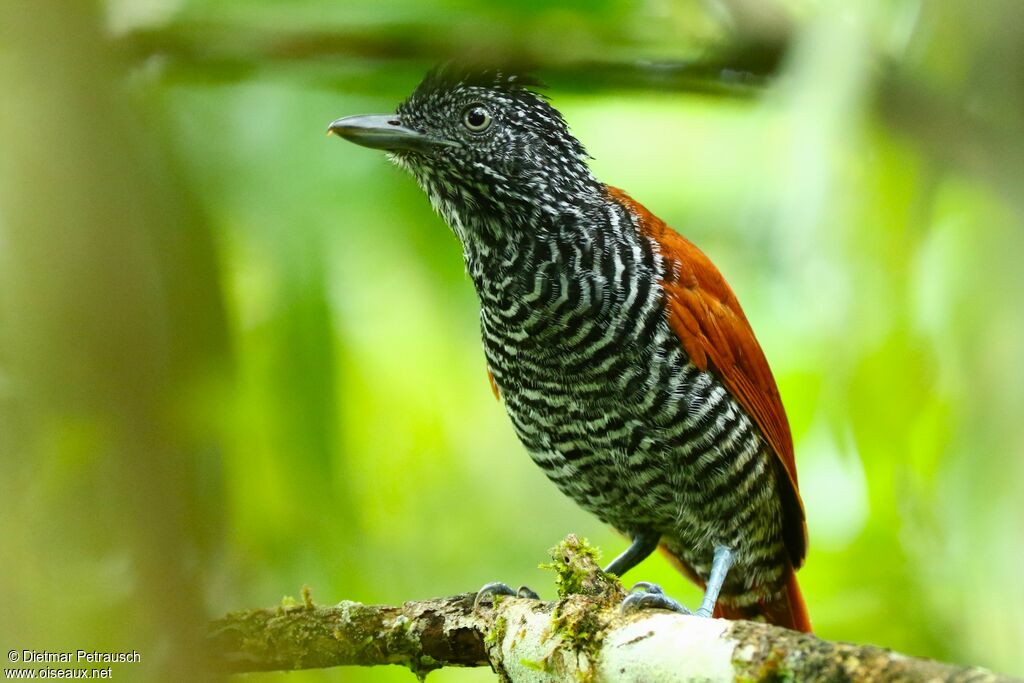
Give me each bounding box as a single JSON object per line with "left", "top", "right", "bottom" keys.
{"left": 208, "top": 536, "right": 1016, "bottom": 682}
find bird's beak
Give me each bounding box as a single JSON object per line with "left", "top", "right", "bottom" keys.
{"left": 326, "top": 114, "right": 456, "bottom": 152}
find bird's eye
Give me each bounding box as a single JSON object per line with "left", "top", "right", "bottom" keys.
{"left": 462, "top": 105, "right": 492, "bottom": 132}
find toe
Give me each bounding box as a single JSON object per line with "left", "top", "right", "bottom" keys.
{"left": 473, "top": 582, "right": 540, "bottom": 609}
{"left": 516, "top": 585, "right": 540, "bottom": 600}
{"left": 473, "top": 582, "right": 517, "bottom": 609}
{"left": 627, "top": 581, "right": 665, "bottom": 595}
{"left": 620, "top": 582, "right": 691, "bottom": 615}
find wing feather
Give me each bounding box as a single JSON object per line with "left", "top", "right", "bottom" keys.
{"left": 608, "top": 187, "right": 807, "bottom": 568}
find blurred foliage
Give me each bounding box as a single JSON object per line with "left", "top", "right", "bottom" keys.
{"left": 2, "top": 0, "right": 1023, "bottom": 681}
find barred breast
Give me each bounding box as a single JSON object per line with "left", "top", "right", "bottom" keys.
{"left": 475, "top": 200, "right": 790, "bottom": 605}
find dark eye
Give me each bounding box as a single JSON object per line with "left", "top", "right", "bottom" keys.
{"left": 462, "top": 105, "right": 492, "bottom": 132}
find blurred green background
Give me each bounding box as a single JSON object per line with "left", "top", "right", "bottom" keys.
{"left": 2, "top": 0, "right": 1023, "bottom": 680}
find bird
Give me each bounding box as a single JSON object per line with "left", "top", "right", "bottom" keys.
{"left": 328, "top": 64, "right": 811, "bottom": 632}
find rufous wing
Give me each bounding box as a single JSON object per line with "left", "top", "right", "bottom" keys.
{"left": 607, "top": 186, "right": 807, "bottom": 570}
{"left": 487, "top": 368, "right": 501, "bottom": 401}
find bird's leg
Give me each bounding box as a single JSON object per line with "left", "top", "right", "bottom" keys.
{"left": 695, "top": 544, "right": 734, "bottom": 617}
{"left": 604, "top": 531, "right": 661, "bottom": 577}
{"left": 621, "top": 543, "right": 734, "bottom": 617}
{"left": 473, "top": 581, "right": 539, "bottom": 610}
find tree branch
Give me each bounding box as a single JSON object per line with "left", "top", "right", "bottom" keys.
{"left": 114, "top": 21, "right": 783, "bottom": 97}
{"left": 208, "top": 591, "right": 487, "bottom": 675}
{"left": 208, "top": 536, "right": 1013, "bottom": 681}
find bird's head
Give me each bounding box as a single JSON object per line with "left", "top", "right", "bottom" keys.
{"left": 329, "top": 65, "right": 601, "bottom": 245}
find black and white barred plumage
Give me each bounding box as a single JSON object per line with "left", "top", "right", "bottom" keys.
{"left": 383, "top": 65, "right": 797, "bottom": 609}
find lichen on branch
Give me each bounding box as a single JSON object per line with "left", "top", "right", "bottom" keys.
{"left": 208, "top": 535, "right": 1014, "bottom": 682}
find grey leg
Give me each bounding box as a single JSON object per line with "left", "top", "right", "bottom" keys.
{"left": 603, "top": 531, "right": 661, "bottom": 577}
{"left": 619, "top": 544, "right": 734, "bottom": 618}
{"left": 695, "top": 544, "right": 734, "bottom": 618}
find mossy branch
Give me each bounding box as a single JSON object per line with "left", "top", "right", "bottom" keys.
{"left": 209, "top": 535, "right": 1014, "bottom": 682}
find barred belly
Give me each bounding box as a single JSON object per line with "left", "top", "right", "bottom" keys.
{"left": 495, "top": 340, "right": 789, "bottom": 604}
{"left": 475, "top": 205, "right": 789, "bottom": 605}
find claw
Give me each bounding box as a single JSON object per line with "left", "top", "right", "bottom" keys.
{"left": 473, "top": 582, "right": 516, "bottom": 609}
{"left": 517, "top": 585, "right": 540, "bottom": 600}
{"left": 621, "top": 545, "right": 735, "bottom": 617}
{"left": 473, "top": 581, "right": 539, "bottom": 609}
{"left": 620, "top": 581, "right": 691, "bottom": 615}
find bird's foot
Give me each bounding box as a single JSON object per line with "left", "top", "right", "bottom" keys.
{"left": 620, "top": 582, "right": 693, "bottom": 615}
{"left": 473, "top": 581, "right": 540, "bottom": 610}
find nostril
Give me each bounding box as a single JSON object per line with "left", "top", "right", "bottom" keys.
{"left": 387, "top": 119, "right": 401, "bottom": 126}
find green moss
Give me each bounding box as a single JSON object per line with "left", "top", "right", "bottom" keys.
{"left": 551, "top": 602, "right": 603, "bottom": 651}
{"left": 540, "top": 534, "right": 620, "bottom": 599}
{"left": 519, "top": 657, "right": 552, "bottom": 672}
{"left": 485, "top": 614, "right": 508, "bottom": 648}
{"left": 736, "top": 645, "right": 797, "bottom": 683}
{"left": 538, "top": 534, "right": 626, "bottom": 683}
{"left": 301, "top": 585, "right": 314, "bottom": 610}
